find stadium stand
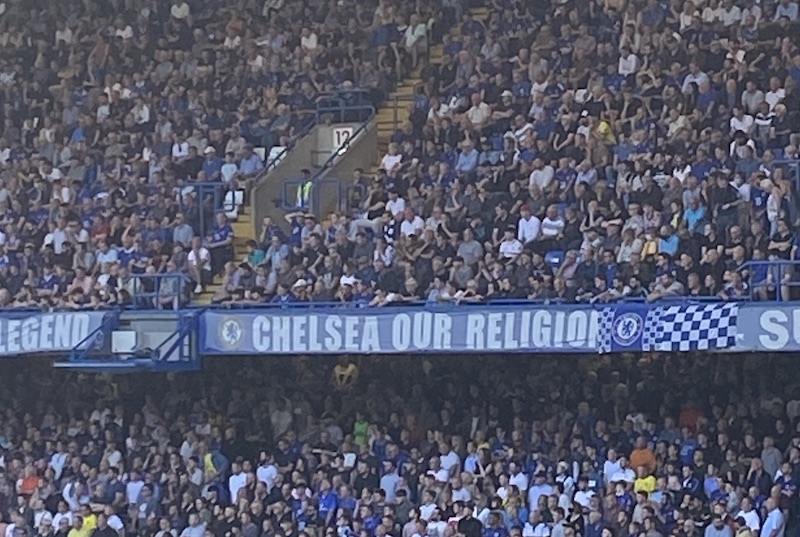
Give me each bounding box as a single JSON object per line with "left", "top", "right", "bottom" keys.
{"left": 204, "top": 0, "right": 800, "bottom": 307}
{"left": 0, "top": 354, "right": 798, "bottom": 537}
{"left": 5, "top": 0, "right": 800, "bottom": 310}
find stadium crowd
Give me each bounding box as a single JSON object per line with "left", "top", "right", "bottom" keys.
{"left": 0, "top": 354, "right": 797, "bottom": 537}
{"left": 2, "top": 0, "right": 800, "bottom": 310}
{"left": 0, "top": 0, "right": 437, "bottom": 309}
{"left": 214, "top": 0, "right": 800, "bottom": 306}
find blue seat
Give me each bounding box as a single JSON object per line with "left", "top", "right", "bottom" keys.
{"left": 545, "top": 250, "right": 565, "bottom": 268}
{"left": 773, "top": 148, "right": 785, "bottom": 160}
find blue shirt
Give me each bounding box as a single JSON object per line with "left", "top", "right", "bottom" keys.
{"left": 318, "top": 491, "right": 338, "bottom": 517}
{"left": 614, "top": 143, "right": 637, "bottom": 163}
{"left": 692, "top": 158, "right": 714, "bottom": 180}
{"left": 202, "top": 156, "right": 223, "bottom": 181}
{"left": 683, "top": 206, "right": 706, "bottom": 232}
{"left": 455, "top": 149, "right": 479, "bottom": 173}
{"left": 482, "top": 528, "right": 510, "bottom": 537}
{"left": 70, "top": 126, "right": 85, "bottom": 143}
{"left": 680, "top": 438, "right": 698, "bottom": 465}
{"left": 512, "top": 80, "right": 532, "bottom": 98}
{"left": 118, "top": 247, "right": 139, "bottom": 268}
{"left": 271, "top": 294, "right": 293, "bottom": 304}
{"left": 616, "top": 491, "right": 634, "bottom": 513}
{"left": 339, "top": 496, "right": 357, "bottom": 513}
{"left": 696, "top": 90, "right": 717, "bottom": 113}
{"left": 752, "top": 187, "right": 769, "bottom": 212}
{"left": 143, "top": 227, "right": 170, "bottom": 245}
{"left": 659, "top": 235, "right": 679, "bottom": 256}
{"left": 556, "top": 167, "right": 577, "bottom": 187}
{"left": 39, "top": 275, "right": 59, "bottom": 290}
{"left": 212, "top": 224, "right": 233, "bottom": 244}
{"left": 240, "top": 154, "right": 265, "bottom": 175}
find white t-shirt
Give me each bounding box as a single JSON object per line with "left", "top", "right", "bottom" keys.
{"left": 386, "top": 197, "right": 406, "bottom": 216}
{"left": 730, "top": 114, "right": 754, "bottom": 133}
{"left": 466, "top": 102, "right": 492, "bottom": 126}
{"left": 618, "top": 53, "right": 639, "bottom": 75}
{"left": 172, "top": 142, "right": 189, "bottom": 159}
{"left": 403, "top": 24, "right": 427, "bottom": 47}
{"left": 766, "top": 89, "right": 786, "bottom": 110}
{"left": 762, "top": 509, "right": 785, "bottom": 537}
{"left": 126, "top": 479, "right": 144, "bottom": 504}
{"left": 381, "top": 154, "right": 403, "bottom": 173}
{"left": 500, "top": 238, "right": 523, "bottom": 258}
{"left": 523, "top": 522, "right": 551, "bottom": 537}
{"left": 420, "top": 503, "right": 437, "bottom": 521}
{"left": 55, "top": 28, "right": 74, "bottom": 45}
{"left": 718, "top": 5, "right": 742, "bottom": 26}
{"left": 188, "top": 248, "right": 211, "bottom": 271}
{"left": 603, "top": 459, "right": 622, "bottom": 483}
{"left": 510, "top": 472, "right": 529, "bottom": 492}
{"left": 735, "top": 509, "right": 761, "bottom": 532}
{"left": 301, "top": 33, "right": 318, "bottom": 50}
{"left": 400, "top": 216, "right": 424, "bottom": 237}
{"left": 228, "top": 472, "right": 247, "bottom": 501}
{"left": 440, "top": 450, "right": 461, "bottom": 473}
{"left": 171, "top": 2, "right": 190, "bottom": 19}
{"left": 540, "top": 217, "right": 565, "bottom": 238}
{"left": 529, "top": 166, "right": 555, "bottom": 190}
{"left": 257, "top": 464, "right": 278, "bottom": 490}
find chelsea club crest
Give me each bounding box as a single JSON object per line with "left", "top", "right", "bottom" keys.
{"left": 612, "top": 312, "right": 644, "bottom": 347}
{"left": 219, "top": 317, "right": 244, "bottom": 349}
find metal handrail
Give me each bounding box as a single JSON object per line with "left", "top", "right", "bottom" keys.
{"left": 264, "top": 115, "right": 317, "bottom": 172}
{"left": 196, "top": 295, "right": 728, "bottom": 310}
{"left": 315, "top": 89, "right": 376, "bottom": 124}
{"left": 737, "top": 260, "right": 800, "bottom": 302}
{"left": 124, "top": 272, "right": 191, "bottom": 311}
{"left": 279, "top": 114, "right": 375, "bottom": 214}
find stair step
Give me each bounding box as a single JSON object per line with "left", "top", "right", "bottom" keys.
{"left": 232, "top": 222, "right": 252, "bottom": 235}
{"left": 193, "top": 294, "right": 214, "bottom": 305}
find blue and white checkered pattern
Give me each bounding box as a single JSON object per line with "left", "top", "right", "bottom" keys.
{"left": 597, "top": 307, "right": 615, "bottom": 353}
{"left": 641, "top": 308, "right": 661, "bottom": 352}
{"left": 597, "top": 303, "right": 739, "bottom": 353}
{"left": 653, "top": 303, "right": 739, "bottom": 352}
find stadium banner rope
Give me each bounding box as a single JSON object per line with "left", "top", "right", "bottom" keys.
{"left": 0, "top": 311, "right": 109, "bottom": 357}
{"left": 199, "top": 303, "right": 741, "bottom": 355}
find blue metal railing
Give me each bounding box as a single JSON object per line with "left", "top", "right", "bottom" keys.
{"left": 738, "top": 260, "right": 800, "bottom": 302}
{"left": 0, "top": 273, "right": 191, "bottom": 313}
{"left": 179, "top": 182, "right": 228, "bottom": 239}
{"left": 773, "top": 160, "right": 800, "bottom": 190}
{"left": 120, "top": 272, "right": 190, "bottom": 311}
{"left": 315, "top": 90, "right": 376, "bottom": 124}
{"left": 195, "top": 296, "right": 726, "bottom": 310}
{"left": 264, "top": 115, "right": 317, "bottom": 172}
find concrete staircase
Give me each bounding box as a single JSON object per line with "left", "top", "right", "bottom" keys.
{"left": 371, "top": 6, "right": 490, "bottom": 175}
{"left": 192, "top": 207, "right": 255, "bottom": 306}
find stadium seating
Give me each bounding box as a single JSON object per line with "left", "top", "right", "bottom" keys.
{"left": 4, "top": 0, "right": 800, "bottom": 311}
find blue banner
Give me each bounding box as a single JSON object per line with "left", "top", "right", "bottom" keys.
{"left": 597, "top": 302, "right": 651, "bottom": 353}
{"left": 0, "top": 311, "right": 108, "bottom": 356}
{"left": 735, "top": 304, "right": 800, "bottom": 351}
{"left": 201, "top": 307, "right": 601, "bottom": 355}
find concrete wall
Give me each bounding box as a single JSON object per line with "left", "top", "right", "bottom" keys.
{"left": 117, "top": 313, "right": 193, "bottom": 363}
{"left": 251, "top": 121, "right": 377, "bottom": 231}
{"left": 317, "top": 121, "right": 378, "bottom": 217}
{"left": 251, "top": 133, "right": 317, "bottom": 234}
